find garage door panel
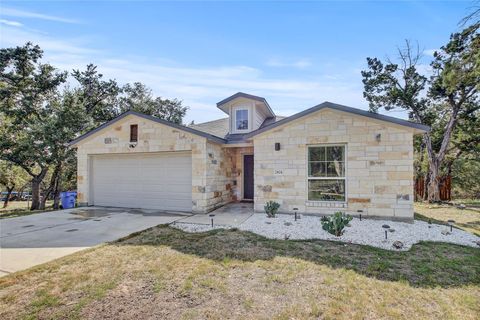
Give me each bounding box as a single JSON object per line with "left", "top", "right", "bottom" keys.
{"left": 91, "top": 152, "right": 192, "bottom": 211}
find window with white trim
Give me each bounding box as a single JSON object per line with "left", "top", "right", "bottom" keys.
{"left": 235, "top": 109, "right": 249, "bottom": 130}
{"left": 307, "top": 145, "right": 346, "bottom": 201}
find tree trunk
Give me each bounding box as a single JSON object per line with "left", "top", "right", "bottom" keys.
{"left": 423, "top": 172, "right": 429, "bottom": 201}
{"left": 52, "top": 166, "right": 62, "bottom": 210}
{"left": 52, "top": 176, "right": 62, "bottom": 210}
{"left": 3, "top": 186, "right": 14, "bottom": 208}
{"left": 40, "top": 163, "right": 62, "bottom": 210}
{"left": 30, "top": 168, "right": 48, "bottom": 210}
{"left": 424, "top": 134, "right": 442, "bottom": 203}
{"left": 427, "top": 160, "right": 441, "bottom": 203}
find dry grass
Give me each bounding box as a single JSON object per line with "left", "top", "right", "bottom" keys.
{"left": 0, "top": 226, "right": 479, "bottom": 320}
{"left": 415, "top": 202, "right": 480, "bottom": 235}
{"left": 0, "top": 201, "right": 53, "bottom": 218}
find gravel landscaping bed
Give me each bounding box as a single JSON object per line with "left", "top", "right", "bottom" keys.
{"left": 172, "top": 214, "right": 479, "bottom": 251}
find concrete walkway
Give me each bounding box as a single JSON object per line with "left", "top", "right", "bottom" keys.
{"left": 176, "top": 202, "right": 254, "bottom": 226}
{"left": 0, "top": 207, "right": 190, "bottom": 276}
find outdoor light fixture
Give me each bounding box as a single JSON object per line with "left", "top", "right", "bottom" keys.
{"left": 275, "top": 142, "right": 281, "bottom": 151}
{"left": 382, "top": 224, "right": 390, "bottom": 240}
{"left": 448, "top": 219, "right": 455, "bottom": 232}
{"left": 293, "top": 207, "right": 299, "bottom": 221}
{"left": 209, "top": 214, "right": 215, "bottom": 228}
{"left": 375, "top": 133, "right": 382, "bottom": 142}
{"left": 357, "top": 210, "right": 363, "bottom": 221}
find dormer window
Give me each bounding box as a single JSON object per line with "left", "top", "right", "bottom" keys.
{"left": 235, "top": 109, "right": 249, "bottom": 130}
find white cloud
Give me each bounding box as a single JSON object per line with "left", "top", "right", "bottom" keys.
{"left": 0, "top": 19, "right": 23, "bottom": 27}
{"left": 1, "top": 26, "right": 99, "bottom": 57}
{"left": 0, "top": 23, "right": 377, "bottom": 124}
{"left": 266, "top": 58, "right": 312, "bottom": 68}
{"left": 1, "top": 7, "right": 79, "bottom": 24}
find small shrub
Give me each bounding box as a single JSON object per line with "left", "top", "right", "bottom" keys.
{"left": 264, "top": 201, "right": 280, "bottom": 218}
{"left": 321, "top": 211, "right": 352, "bottom": 236}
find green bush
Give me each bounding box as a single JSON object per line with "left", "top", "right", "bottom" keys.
{"left": 321, "top": 211, "right": 352, "bottom": 236}
{"left": 264, "top": 201, "right": 280, "bottom": 218}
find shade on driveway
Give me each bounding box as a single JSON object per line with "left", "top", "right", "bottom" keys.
{"left": 0, "top": 207, "right": 190, "bottom": 276}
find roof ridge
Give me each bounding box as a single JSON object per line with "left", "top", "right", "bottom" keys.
{"left": 245, "top": 101, "right": 430, "bottom": 138}
{"left": 189, "top": 117, "right": 229, "bottom": 126}
{"left": 69, "top": 110, "right": 226, "bottom": 146}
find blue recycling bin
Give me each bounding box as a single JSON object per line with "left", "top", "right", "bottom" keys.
{"left": 60, "top": 191, "right": 77, "bottom": 209}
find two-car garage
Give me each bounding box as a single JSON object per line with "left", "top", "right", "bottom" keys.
{"left": 89, "top": 152, "right": 192, "bottom": 212}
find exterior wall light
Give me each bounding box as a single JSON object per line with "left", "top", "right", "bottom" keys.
{"left": 375, "top": 133, "right": 382, "bottom": 142}
{"left": 275, "top": 143, "right": 281, "bottom": 151}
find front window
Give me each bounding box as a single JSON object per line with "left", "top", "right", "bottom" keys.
{"left": 236, "top": 109, "right": 249, "bottom": 130}
{"left": 308, "top": 145, "right": 346, "bottom": 201}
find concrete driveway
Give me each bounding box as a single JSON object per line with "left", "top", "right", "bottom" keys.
{"left": 0, "top": 207, "right": 190, "bottom": 277}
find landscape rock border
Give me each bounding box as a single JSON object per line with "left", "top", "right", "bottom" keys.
{"left": 172, "top": 214, "right": 479, "bottom": 251}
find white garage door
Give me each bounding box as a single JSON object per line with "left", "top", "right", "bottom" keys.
{"left": 90, "top": 152, "right": 192, "bottom": 211}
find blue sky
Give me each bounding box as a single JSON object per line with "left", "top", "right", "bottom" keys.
{"left": 0, "top": 1, "right": 473, "bottom": 123}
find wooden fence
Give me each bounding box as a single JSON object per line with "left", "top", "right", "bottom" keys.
{"left": 415, "top": 175, "right": 451, "bottom": 201}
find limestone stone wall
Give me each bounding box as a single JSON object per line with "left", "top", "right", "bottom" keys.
{"left": 253, "top": 108, "right": 415, "bottom": 220}
{"left": 228, "top": 147, "right": 254, "bottom": 200}
{"left": 204, "top": 142, "right": 236, "bottom": 212}
{"left": 75, "top": 114, "right": 215, "bottom": 213}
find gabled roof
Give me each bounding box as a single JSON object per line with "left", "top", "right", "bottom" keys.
{"left": 216, "top": 92, "right": 275, "bottom": 117}
{"left": 68, "top": 110, "right": 227, "bottom": 146}
{"left": 189, "top": 118, "right": 229, "bottom": 138}
{"left": 245, "top": 101, "right": 430, "bottom": 138}
{"left": 190, "top": 115, "right": 287, "bottom": 144}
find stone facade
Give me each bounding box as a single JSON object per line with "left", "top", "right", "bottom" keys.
{"left": 229, "top": 147, "right": 254, "bottom": 200}
{"left": 204, "top": 142, "right": 235, "bottom": 212}
{"left": 75, "top": 114, "right": 231, "bottom": 213}
{"left": 74, "top": 108, "right": 418, "bottom": 220}
{"left": 253, "top": 108, "right": 415, "bottom": 220}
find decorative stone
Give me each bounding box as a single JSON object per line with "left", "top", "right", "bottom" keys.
{"left": 457, "top": 204, "right": 466, "bottom": 210}
{"left": 262, "top": 185, "right": 272, "bottom": 192}
{"left": 265, "top": 221, "right": 271, "bottom": 225}
{"left": 284, "top": 222, "right": 292, "bottom": 226}
{"left": 396, "top": 194, "right": 410, "bottom": 201}
{"left": 441, "top": 230, "right": 451, "bottom": 235}
{"left": 388, "top": 228, "right": 395, "bottom": 232}
{"left": 392, "top": 241, "right": 404, "bottom": 249}
{"left": 346, "top": 223, "right": 352, "bottom": 227}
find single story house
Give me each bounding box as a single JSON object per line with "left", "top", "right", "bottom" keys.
{"left": 70, "top": 92, "right": 429, "bottom": 220}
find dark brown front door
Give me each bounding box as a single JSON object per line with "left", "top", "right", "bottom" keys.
{"left": 243, "top": 155, "right": 254, "bottom": 200}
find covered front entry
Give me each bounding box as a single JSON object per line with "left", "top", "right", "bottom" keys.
{"left": 243, "top": 154, "right": 254, "bottom": 200}
{"left": 90, "top": 152, "right": 192, "bottom": 211}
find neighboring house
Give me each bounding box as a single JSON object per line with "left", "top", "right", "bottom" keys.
{"left": 70, "top": 92, "right": 429, "bottom": 220}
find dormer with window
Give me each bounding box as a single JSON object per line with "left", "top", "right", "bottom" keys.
{"left": 216, "top": 92, "right": 275, "bottom": 134}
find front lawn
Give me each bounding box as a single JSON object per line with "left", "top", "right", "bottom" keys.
{"left": 1, "top": 226, "right": 479, "bottom": 320}
{"left": 0, "top": 201, "right": 53, "bottom": 219}
{"left": 415, "top": 202, "right": 480, "bottom": 235}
